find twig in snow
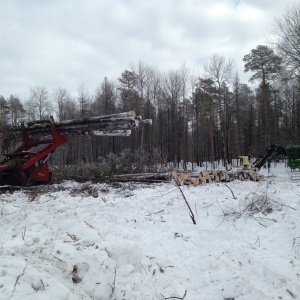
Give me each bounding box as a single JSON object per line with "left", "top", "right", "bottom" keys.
{"left": 159, "top": 188, "right": 179, "bottom": 197}
{"left": 52, "top": 255, "right": 66, "bottom": 263}
{"left": 156, "top": 262, "right": 174, "bottom": 273}
{"left": 217, "top": 200, "right": 226, "bottom": 216}
{"left": 269, "top": 199, "right": 296, "bottom": 211}
{"left": 11, "top": 265, "right": 27, "bottom": 298}
{"left": 140, "top": 262, "right": 147, "bottom": 274}
{"left": 84, "top": 220, "right": 94, "bottom": 229}
{"left": 255, "top": 236, "right": 260, "bottom": 247}
{"left": 28, "top": 190, "right": 42, "bottom": 202}
{"left": 108, "top": 267, "right": 117, "bottom": 299}
{"left": 65, "top": 232, "right": 79, "bottom": 241}
{"left": 99, "top": 259, "right": 107, "bottom": 268}
{"left": 194, "top": 202, "right": 198, "bottom": 217}
{"left": 160, "top": 290, "right": 187, "bottom": 300}
{"left": 146, "top": 209, "right": 165, "bottom": 216}
{"left": 252, "top": 218, "right": 267, "bottom": 227}
{"left": 202, "top": 204, "right": 213, "bottom": 209}
{"left": 290, "top": 237, "right": 300, "bottom": 258}
{"left": 286, "top": 288, "right": 296, "bottom": 298}
{"left": 21, "top": 227, "right": 26, "bottom": 240}
{"left": 171, "top": 173, "right": 196, "bottom": 225}
{"left": 40, "top": 279, "right": 45, "bottom": 290}
{"left": 252, "top": 216, "right": 277, "bottom": 223}
{"left": 156, "top": 263, "right": 165, "bottom": 273}
{"left": 14, "top": 265, "right": 26, "bottom": 287}
{"left": 223, "top": 183, "right": 237, "bottom": 199}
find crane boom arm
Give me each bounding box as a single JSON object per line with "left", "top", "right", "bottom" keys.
{"left": 253, "top": 145, "right": 287, "bottom": 170}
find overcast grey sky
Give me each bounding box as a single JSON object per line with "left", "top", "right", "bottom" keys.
{"left": 0, "top": 0, "right": 293, "bottom": 100}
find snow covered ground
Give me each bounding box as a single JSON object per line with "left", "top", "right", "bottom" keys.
{"left": 1, "top": 163, "right": 300, "bottom": 300}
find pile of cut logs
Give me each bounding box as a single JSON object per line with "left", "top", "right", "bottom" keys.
{"left": 171, "top": 169, "right": 262, "bottom": 186}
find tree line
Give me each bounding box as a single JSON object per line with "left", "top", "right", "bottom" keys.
{"left": 0, "top": 2, "right": 300, "bottom": 169}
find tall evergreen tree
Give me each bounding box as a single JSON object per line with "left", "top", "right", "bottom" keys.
{"left": 118, "top": 70, "right": 138, "bottom": 112}
{"left": 93, "top": 77, "right": 117, "bottom": 115}
{"left": 243, "top": 45, "right": 282, "bottom": 144}
{"left": 0, "top": 96, "right": 9, "bottom": 125}
{"left": 7, "top": 95, "right": 25, "bottom": 125}
{"left": 77, "top": 83, "right": 90, "bottom": 119}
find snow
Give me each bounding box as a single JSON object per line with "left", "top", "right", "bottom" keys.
{"left": 1, "top": 164, "right": 300, "bottom": 299}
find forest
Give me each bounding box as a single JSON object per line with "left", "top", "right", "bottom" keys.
{"left": 0, "top": 3, "right": 299, "bottom": 172}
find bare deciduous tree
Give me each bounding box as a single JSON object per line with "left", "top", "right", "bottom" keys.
{"left": 29, "top": 86, "right": 52, "bottom": 120}
{"left": 272, "top": 1, "right": 300, "bottom": 79}
{"left": 53, "top": 88, "right": 72, "bottom": 121}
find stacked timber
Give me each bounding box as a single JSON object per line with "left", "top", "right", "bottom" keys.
{"left": 172, "top": 169, "right": 261, "bottom": 186}
{"left": 16, "top": 111, "right": 152, "bottom": 137}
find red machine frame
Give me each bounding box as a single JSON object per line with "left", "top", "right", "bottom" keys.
{"left": 0, "top": 117, "right": 68, "bottom": 186}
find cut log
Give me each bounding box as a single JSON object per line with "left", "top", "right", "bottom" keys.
{"left": 80, "top": 181, "right": 93, "bottom": 191}
{"left": 110, "top": 172, "right": 171, "bottom": 183}
{"left": 192, "top": 178, "right": 200, "bottom": 186}
{"left": 91, "top": 130, "right": 132, "bottom": 137}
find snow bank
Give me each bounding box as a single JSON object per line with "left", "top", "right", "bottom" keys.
{"left": 0, "top": 163, "right": 300, "bottom": 299}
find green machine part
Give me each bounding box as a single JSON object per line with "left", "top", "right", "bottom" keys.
{"left": 285, "top": 144, "right": 300, "bottom": 169}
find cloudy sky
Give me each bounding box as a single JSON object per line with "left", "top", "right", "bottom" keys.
{"left": 0, "top": 0, "right": 293, "bottom": 100}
